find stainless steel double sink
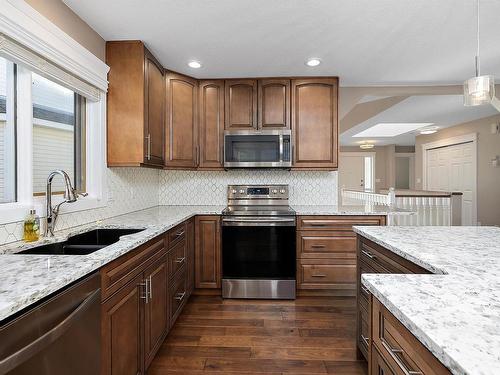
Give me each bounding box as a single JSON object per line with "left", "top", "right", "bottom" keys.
{"left": 18, "top": 228, "right": 145, "bottom": 255}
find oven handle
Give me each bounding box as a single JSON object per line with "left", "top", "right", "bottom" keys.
{"left": 222, "top": 217, "right": 296, "bottom": 227}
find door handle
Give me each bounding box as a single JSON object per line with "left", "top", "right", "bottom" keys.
{"left": 139, "top": 279, "right": 149, "bottom": 304}
{"left": 175, "top": 291, "right": 186, "bottom": 301}
{"left": 311, "top": 274, "right": 327, "bottom": 278}
{"left": 175, "top": 257, "right": 186, "bottom": 264}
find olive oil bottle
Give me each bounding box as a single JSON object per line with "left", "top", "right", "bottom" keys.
{"left": 23, "top": 209, "right": 40, "bottom": 242}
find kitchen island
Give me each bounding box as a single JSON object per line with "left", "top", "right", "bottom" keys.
{"left": 353, "top": 226, "right": 500, "bottom": 375}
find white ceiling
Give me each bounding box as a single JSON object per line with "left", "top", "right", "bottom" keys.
{"left": 63, "top": 0, "right": 500, "bottom": 85}
{"left": 340, "top": 95, "right": 498, "bottom": 146}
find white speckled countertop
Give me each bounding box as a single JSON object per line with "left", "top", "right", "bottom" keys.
{"left": 0, "top": 206, "right": 224, "bottom": 322}
{"left": 292, "top": 204, "right": 413, "bottom": 216}
{"left": 0, "top": 204, "right": 405, "bottom": 322}
{"left": 353, "top": 226, "right": 500, "bottom": 375}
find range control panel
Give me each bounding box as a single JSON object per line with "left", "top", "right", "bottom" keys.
{"left": 227, "top": 185, "right": 289, "bottom": 200}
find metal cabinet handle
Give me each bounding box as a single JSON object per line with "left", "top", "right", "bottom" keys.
{"left": 175, "top": 257, "right": 186, "bottom": 264}
{"left": 175, "top": 230, "right": 185, "bottom": 237}
{"left": 311, "top": 274, "right": 327, "bottom": 278}
{"left": 361, "top": 285, "right": 370, "bottom": 295}
{"left": 311, "top": 244, "right": 326, "bottom": 249}
{"left": 361, "top": 249, "right": 376, "bottom": 259}
{"left": 148, "top": 275, "right": 153, "bottom": 300}
{"left": 146, "top": 133, "right": 151, "bottom": 160}
{"left": 0, "top": 289, "right": 100, "bottom": 374}
{"left": 382, "top": 341, "right": 423, "bottom": 375}
{"left": 175, "top": 291, "right": 186, "bottom": 301}
{"left": 139, "top": 279, "right": 149, "bottom": 304}
{"left": 310, "top": 223, "right": 327, "bottom": 227}
{"left": 360, "top": 334, "right": 369, "bottom": 346}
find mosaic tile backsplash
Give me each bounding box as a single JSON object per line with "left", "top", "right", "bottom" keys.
{"left": 158, "top": 170, "right": 338, "bottom": 206}
{"left": 0, "top": 168, "right": 159, "bottom": 246}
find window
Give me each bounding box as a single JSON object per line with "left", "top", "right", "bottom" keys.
{"left": 0, "top": 57, "right": 16, "bottom": 204}
{"left": 31, "top": 73, "right": 86, "bottom": 195}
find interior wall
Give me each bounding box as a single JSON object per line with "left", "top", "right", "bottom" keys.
{"left": 415, "top": 114, "right": 500, "bottom": 226}
{"left": 339, "top": 146, "right": 388, "bottom": 190}
{"left": 24, "top": 0, "right": 105, "bottom": 61}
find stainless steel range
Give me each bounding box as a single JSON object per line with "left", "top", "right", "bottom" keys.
{"left": 222, "top": 185, "right": 296, "bottom": 299}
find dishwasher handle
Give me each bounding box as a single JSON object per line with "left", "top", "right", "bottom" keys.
{"left": 0, "top": 289, "right": 100, "bottom": 374}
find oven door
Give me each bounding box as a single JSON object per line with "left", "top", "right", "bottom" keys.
{"left": 224, "top": 130, "right": 291, "bottom": 168}
{"left": 222, "top": 216, "right": 296, "bottom": 280}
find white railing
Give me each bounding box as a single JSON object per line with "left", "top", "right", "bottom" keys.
{"left": 341, "top": 188, "right": 462, "bottom": 226}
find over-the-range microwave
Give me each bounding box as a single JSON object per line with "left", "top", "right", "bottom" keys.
{"left": 223, "top": 129, "right": 292, "bottom": 168}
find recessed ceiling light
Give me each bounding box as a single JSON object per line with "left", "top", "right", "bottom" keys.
{"left": 305, "top": 58, "right": 321, "bottom": 67}
{"left": 420, "top": 126, "right": 439, "bottom": 135}
{"left": 359, "top": 143, "right": 375, "bottom": 149}
{"left": 353, "top": 123, "right": 434, "bottom": 138}
{"left": 188, "top": 61, "right": 202, "bottom": 69}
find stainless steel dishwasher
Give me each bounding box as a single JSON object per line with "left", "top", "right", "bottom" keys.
{"left": 0, "top": 272, "right": 101, "bottom": 375}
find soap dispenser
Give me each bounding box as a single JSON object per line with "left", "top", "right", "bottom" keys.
{"left": 23, "top": 209, "right": 40, "bottom": 242}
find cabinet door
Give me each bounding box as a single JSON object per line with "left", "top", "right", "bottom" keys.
{"left": 101, "top": 274, "right": 144, "bottom": 375}
{"left": 224, "top": 79, "right": 257, "bottom": 129}
{"left": 144, "top": 259, "right": 168, "bottom": 369}
{"left": 258, "top": 79, "right": 290, "bottom": 129}
{"left": 371, "top": 347, "right": 397, "bottom": 375}
{"left": 291, "top": 78, "right": 338, "bottom": 169}
{"left": 199, "top": 80, "right": 225, "bottom": 169}
{"left": 186, "top": 218, "right": 195, "bottom": 295}
{"left": 144, "top": 50, "right": 165, "bottom": 166}
{"left": 195, "top": 215, "right": 221, "bottom": 289}
{"left": 165, "top": 72, "right": 198, "bottom": 168}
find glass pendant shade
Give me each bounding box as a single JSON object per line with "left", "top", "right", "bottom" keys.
{"left": 463, "top": 75, "right": 495, "bottom": 106}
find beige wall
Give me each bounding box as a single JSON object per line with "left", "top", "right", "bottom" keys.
{"left": 25, "top": 0, "right": 105, "bottom": 61}
{"left": 415, "top": 114, "right": 500, "bottom": 226}
{"left": 340, "top": 146, "right": 390, "bottom": 190}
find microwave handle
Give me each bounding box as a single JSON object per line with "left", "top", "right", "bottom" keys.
{"left": 279, "top": 134, "right": 284, "bottom": 163}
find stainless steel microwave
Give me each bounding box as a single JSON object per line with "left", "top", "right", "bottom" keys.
{"left": 224, "top": 130, "right": 292, "bottom": 168}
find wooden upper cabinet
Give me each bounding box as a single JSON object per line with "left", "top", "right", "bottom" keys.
{"left": 165, "top": 72, "right": 198, "bottom": 168}
{"left": 258, "top": 79, "right": 290, "bottom": 129}
{"left": 106, "top": 41, "right": 164, "bottom": 168}
{"left": 224, "top": 79, "right": 257, "bottom": 129}
{"left": 291, "top": 78, "right": 339, "bottom": 170}
{"left": 198, "top": 80, "right": 225, "bottom": 169}
{"left": 145, "top": 51, "right": 165, "bottom": 166}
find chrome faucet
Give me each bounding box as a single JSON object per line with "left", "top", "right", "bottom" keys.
{"left": 45, "top": 170, "right": 87, "bottom": 237}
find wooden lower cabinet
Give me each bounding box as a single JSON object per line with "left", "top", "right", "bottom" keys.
{"left": 101, "top": 274, "right": 144, "bottom": 375}
{"left": 195, "top": 215, "right": 221, "bottom": 289}
{"left": 143, "top": 258, "right": 168, "bottom": 368}
{"left": 371, "top": 297, "right": 451, "bottom": 375}
{"left": 356, "top": 235, "right": 449, "bottom": 374}
{"left": 297, "top": 216, "right": 386, "bottom": 296}
{"left": 101, "top": 218, "right": 198, "bottom": 374}
{"left": 356, "top": 235, "right": 431, "bottom": 362}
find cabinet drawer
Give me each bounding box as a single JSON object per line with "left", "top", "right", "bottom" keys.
{"left": 299, "top": 231, "right": 356, "bottom": 258}
{"left": 168, "top": 223, "right": 186, "bottom": 248}
{"left": 298, "top": 216, "right": 385, "bottom": 230}
{"left": 168, "top": 239, "right": 187, "bottom": 278}
{"left": 169, "top": 266, "right": 188, "bottom": 327}
{"left": 298, "top": 263, "right": 356, "bottom": 287}
{"left": 101, "top": 237, "right": 166, "bottom": 300}
{"left": 373, "top": 298, "right": 451, "bottom": 375}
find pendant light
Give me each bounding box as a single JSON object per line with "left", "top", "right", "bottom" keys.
{"left": 463, "top": 0, "right": 500, "bottom": 111}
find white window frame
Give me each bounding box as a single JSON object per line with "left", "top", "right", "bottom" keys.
{"left": 0, "top": 0, "right": 109, "bottom": 225}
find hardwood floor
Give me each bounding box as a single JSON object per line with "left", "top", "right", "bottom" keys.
{"left": 148, "top": 296, "right": 367, "bottom": 375}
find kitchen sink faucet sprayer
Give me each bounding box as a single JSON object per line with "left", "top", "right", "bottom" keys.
{"left": 45, "top": 170, "right": 87, "bottom": 237}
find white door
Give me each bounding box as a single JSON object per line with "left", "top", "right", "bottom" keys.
{"left": 339, "top": 153, "right": 375, "bottom": 191}
{"left": 426, "top": 142, "right": 475, "bottom": 225}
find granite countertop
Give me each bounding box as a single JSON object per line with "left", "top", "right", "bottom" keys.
{"left": 0, "top": 205, "right": 224, "bottom": 322}
{"left": 0, "top": 203, "right": 403, "bottom": 322}
{"left": 353, "top": 226, "right": 500, "bottom": 375}
{"left": 292, "top": 204, "right": 413, "bottom": 216}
